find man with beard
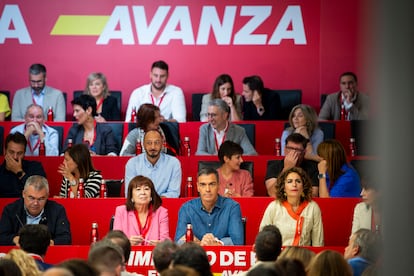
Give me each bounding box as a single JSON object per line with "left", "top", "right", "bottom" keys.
{"left": 0, "top": 133, "right": 46, "bottom": 198}
{"left": 125, "top": 60, "right": 187, "bottom": 123}
{"left": 12, "top": 63, "right": 66, "bottom": 121}
{"left": 124, "top": 129, "right": 182, "bottom": 197}
{"left": 10, "top": 104, "right": 59, "bottom": 156}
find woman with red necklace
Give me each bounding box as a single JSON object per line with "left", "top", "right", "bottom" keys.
{"left": 113, "top": 175, "right": 170, "bottom": 245}
{"left": 84, "top": 72, "right": 120, "bottom": 121}
{"left": 260, "top": 167, "right": 324, "bottom": 246}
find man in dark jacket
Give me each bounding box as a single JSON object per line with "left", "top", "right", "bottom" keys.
{"left": 0, "top": 132, "right": 46, "bottom": 197}
{"left": 0, "top": 175, "right": 71, "bottom": 245}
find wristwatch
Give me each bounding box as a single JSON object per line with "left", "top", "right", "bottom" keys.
{"left": 16, "top": 171, "right": 24, "bottom": 178}
{"left": 318, "top": 173, "right": 326, "bottom": 179}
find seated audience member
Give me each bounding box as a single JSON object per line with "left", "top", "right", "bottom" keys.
{"left": 175, "top": 167, "right": 244, "bottom": 245}
{"left": 63, "top": 94, "right": 118, "bottom": 156}
{"left": 319, "top": 72, "right": 369, "bottom": 120}
{"left": 120, "top": 103, "right": 165, "bottom": 156}
{"left": 0, "top": 133, "right": 46, "bottom": 198}
{"left": 239, "top": 225, "right": 282, "bottom": 276}
{"left": 260, "top": 167, "right": 324, "bottom": 246}
{"left": 281, "top": 104, "right": 323, "bottom": 161}
{"left": 113, "top": 176, "right": 170, "bottom": 246}
{"left": 125, "top": 60, "right": 186, "bottom": 123}
{"left": 196, "top": 99, "right": 257, "bottom": 155}
{"left": 57, "top": 259, "right": 99, "bottom": 276}
{"left": 161, "top": 265, "right": 199, "bottom": 276}
{"left": 241, "top": 75, "right": 277, "bottom": 120}
{"left": 10, "top": 104, "right": 59, "bottom": 156}
{"left": 317, "top": 140, "right": 361, "bottom": 197}
{"left": 216, "top": 140, "right": 254, "bottom": 197}
{"left": 152, "top": 240, "right": 178, "bottom": 273}
{"left": 0, "top": 258, "right": 23, "bottom": 276}
{"left": 0, "top": 92, "right": 11, "bottom": 121}
{"left": 57, "top": 144, "right": 102, "bottom": 198}
{"left": 125, "top": 129, "right": 181, "bottom": 198}
{"left": 277, "top": 246, "right": 315, "bottom": 269}
{"left": 171, "top": 242, "right": 213, "bottom": 276}
{"left": 4, "top": 249, "right": 41, "bottom": 276}
{"left": 200, "top": 74, "right": 242, "bottom": 122}
{"left": 352, "top": 174, "right": 381, "bottom": 235}
{"left": 246, "top": 262, "right": 283, "bottom": 276}
{"left": 18, "top": 224, "right": 53, "bottom": 271}
{"left": 307, "top": 250, "right": 352, "bottom": 276}
{"left": 83, "top": 72, "right": 120, "bottom": 121}
{"left": 265, "top": 133, "right": 319, "bottom": 197}
{"left": 344, "top": 229, "right": 381, "bottom": 276}
{"left": 12, "top": 63, "right": 66, "bottom": 121}
{"left": 0, "top": 175, "right": 72, "bottom": 245}
{"left": 275, "top": 259, "right": 306, "bottom": 276}
{"left": 88, "top": 240, "right": 124, "bottom": 276}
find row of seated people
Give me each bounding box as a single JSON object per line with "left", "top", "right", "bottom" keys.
{"left": 0, "top": 103, "right": 372, "bottom": 158}
{"left": 1, "top": 63, "right": 369, "bottom": 123}
{"left": 0, "top": 172, "right": 368, "bottom": 247}
{"left": 0, "top": 130, "right": 375, "bottom": 199}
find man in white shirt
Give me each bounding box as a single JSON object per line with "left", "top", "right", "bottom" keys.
{"left": 125, "top": 60, "right": 186, "bottom": 122}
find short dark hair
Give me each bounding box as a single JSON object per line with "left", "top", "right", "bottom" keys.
{"left": 197, "top": 167, "right": 219, "bottom": 183}
{"left": 340, "top": 71, "right": 358, "bottom": 83}
{"left": 153, "top": 240, "right": 178, "bottom": 273}
{"left": 71, "top": 94, "right": 97, "bottom": 117}
{"left": 152, "top": 60, "right": 169, "bottom": 72}
{"left": 88, "top": 240, "right": 124, "bottom": 274}
{"left": 172, "top": 243, "right": 212, "bottom": 276}
{"left": 5, "top": 132, "right": 27, "bottom": 149}
{"left": 18, "top": 224, "right": 51, "bottom": 256}
{"left": 29, "top": 63, "right": 46, "bottom": 76}
{"left": 59, "top": 258, "right": 99, "bottom": 276}
{"left": 126, "top": 175, "right": 162, "bottom": 212}
{"left": 218, "top": 140, "right": 243, "bottom": 164}
{"left": 242, "top": 76, "right": 264, "bottom": 95}
{"left": 285, "top": 133, "right": 309, "bottom": 149}
{"left": 255, "top": 225, "right": 282, "bottom": 261}
{"left": 104, "top": 230, "right": 131, "bottom": 263}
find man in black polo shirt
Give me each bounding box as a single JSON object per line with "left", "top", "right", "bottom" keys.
{"left": 0, "top": 132, "right": 46, "bottom": 197}
{"left": 265, "top": 133, "right": 319, "bottom": 197}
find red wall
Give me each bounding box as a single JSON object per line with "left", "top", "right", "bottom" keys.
{"left": 0, "top": 0, "right": 364, "bottom": 119}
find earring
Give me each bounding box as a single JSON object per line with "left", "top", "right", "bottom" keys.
{"left": 301, "top": 192, "right": 305, "bottom": 198}
{"left": 131, "top": 199, "right": 134, "bottom": 203}
{"left": 283, "top": 192, "right": 287, "bottom": 197}
{"left": 150, "top": 197, "right": 152, "bottom": 201}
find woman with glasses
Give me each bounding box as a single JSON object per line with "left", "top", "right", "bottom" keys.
{"left": 260, "top": 167, "right": 324, "bottom": 246}
{"left": 281, "top": 104, "right": 323, "bottom": 162}
{"left": 63, "top": 94, "right": 118, "bottom": 156}
{"left": 317, "top": 139, "right": 361, "bottom": 197}
{"left": 199, "top": 74, "right": 242, "bottom": 122}
{"left": 113, "top": 175, "right": 170, "bottom": 246}
{"left": 57, "top": 143, "right": 102, "bottom": 198}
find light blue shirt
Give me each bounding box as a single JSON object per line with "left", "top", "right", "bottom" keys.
{"left": 32, "top": 89, "right": 45, "bottom": 107}
{"left": 25, "top": 208, "right": 44, "bottom": 225}
{"left": 10, "top": 124, "right": 59, "bottom": 156}
{"left": 125, "top": 153, "right": 182, "bottom": 198}
{"left": 174, "top": 196, "right": 244, "bottom": 245}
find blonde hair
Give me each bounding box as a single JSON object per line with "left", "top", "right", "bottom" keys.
{"left": 307, "top": 250, "right": 352, "bottom": 276}
{"left": 4, "top": 249, "right": 41, "bottom": 276}
{"left": 288, "top": 104, "right": 318, "bottom": 135}
{"left": 278, "top": 246, "right": 315, "bottom": 268}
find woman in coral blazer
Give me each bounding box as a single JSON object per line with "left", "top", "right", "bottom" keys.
{"left": 113, "top": 175, "right": 170, "bottom": 245}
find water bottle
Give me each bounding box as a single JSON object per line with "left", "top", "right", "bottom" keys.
{"left": 100, "top": 179, "right": 107, "bottom": 198}
{"left": 47, "top": 106, "right": 54, "bottom": 122}
{"left": 90, "top": 222, "right": 99, "bottom": 243}
{"left": 183, "top": 137, "right": 191, "bottom": 156}
{"left": 135, "top": 138, "right": 142, "bottom": 155}
{"left": 77, "top": 178, "right": 85, "bottom": 198}
{"left": 130, "top": 107, "right": 136, "bottom": 122}
{"left": 186, "top": 177, "right": 193, "bottom": 197}
{"left": 185, "top": 224, "right": 193, "bottom": 243}
{"left": 67, "top": 139, "right": 73, "bottom": 149}
{"left": 274, "top": 138, "right": 281, "bottom": 156}
{"left": 349, "top": 137, "right": 356, "bottom": 157}
{"left": 39, "top": 139, "right": 46, "bottom": 156}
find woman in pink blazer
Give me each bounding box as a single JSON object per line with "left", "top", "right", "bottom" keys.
{"left": 113, "top": 175, "right": 170, "bottom": 245}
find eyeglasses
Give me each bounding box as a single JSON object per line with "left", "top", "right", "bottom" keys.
{"left": 285, "top": 146, "right": 304, "bottom": 152}
{"left": 30, "top": 80, "right": 44, "bottom": 84}
{"left": 26, "top": 196, "right": 47, "bottom": 203}
{"left": 207, "top": 113, "right": 218, "bottom": 118}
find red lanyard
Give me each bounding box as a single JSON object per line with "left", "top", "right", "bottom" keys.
{"left": 214, "top": 123, "right": 229, "bottom": 152}
{"left": 27, "top": 137, "right": 41, "bottom": 154}
{"left": 135, "top": 208, "right": 153, "bottom": 240}
{"left": 96, "top": 98, "right": 104, "bottom": 113}
{"left": 150, "top": 93, "right": 166, "bottom": 108}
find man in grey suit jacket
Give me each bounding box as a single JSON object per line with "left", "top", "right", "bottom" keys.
{"left": 196, "top": 99, "right": 257, "bottom": 155}
{"left": 12, "top": 63, "right": 66, "bottom": 121}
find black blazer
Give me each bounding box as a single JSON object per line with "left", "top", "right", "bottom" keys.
{"left": 0, "top": 199, "right": 72, "bottom": 245}
{"left": 100, "top": 95, "right": 120, "bottom": 121}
